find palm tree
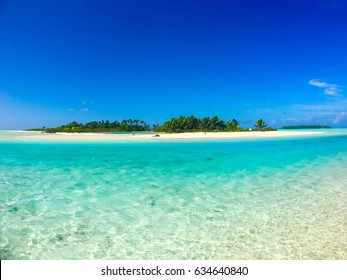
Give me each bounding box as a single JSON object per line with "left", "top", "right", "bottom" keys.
{"left": 200, "top": 117, "right": 211, "bottom": 131}
{"left": 226, "top": 118, "right": 240, "bottom": 131}
{"left": 255, "top": 119, "right": 267, "bottom": 131}
{"left": 231, "top": 119, "right": 239, "bottom": 130}
{"left": 211, "top": 116, "right": 225, "bottom": 130}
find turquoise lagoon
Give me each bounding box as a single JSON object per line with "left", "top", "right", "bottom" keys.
{"left": 0, "top": 130, "right": 346, "bottom": 259}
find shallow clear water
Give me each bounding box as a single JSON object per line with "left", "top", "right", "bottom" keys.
{"left": 0, "top": 132, "right": 346, "bottom": 259}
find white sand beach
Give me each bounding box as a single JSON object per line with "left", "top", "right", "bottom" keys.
{"left": 1, "top": 130, "right": 328, "bottom": 142}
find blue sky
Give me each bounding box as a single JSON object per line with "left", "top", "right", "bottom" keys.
{"left": 1, "top": 0, "right": 347, "bottom": 129}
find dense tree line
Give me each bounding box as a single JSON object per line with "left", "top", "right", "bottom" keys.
{"left": 154, "top": 116, "right": 274, "bottom": 132}
{"left": 154, "top": 115, "right": 243, "bottom": 132}
{"left": 28, "top": 116, "right": 276, "bottom": 133}
{"left": 281, "top": 125, "right": 331, "bottom": 129}
{"left": 29, "top": 119, "right": 151, "bottom": 133}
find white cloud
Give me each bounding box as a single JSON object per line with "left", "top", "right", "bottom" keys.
{"left": 333, "top": 112, "right": 347, "bottom": 124}
{"left": 308, "top": 79, "right": 342, "bottom": 96}
{"left": 308, "top": 79, "right": 330, "bottom": 87}
{"left": 324, "top": 86, "right": 342, "bottom": 96}
{"left": 82, "top": 100, "right": 94, "bottom": 105}
{"left": 286, "top": 118, "right": 298, "bottom": 121}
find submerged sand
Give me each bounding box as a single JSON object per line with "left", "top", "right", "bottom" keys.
{"left": 1, "top": 130, "right": 327, "bottom": 142}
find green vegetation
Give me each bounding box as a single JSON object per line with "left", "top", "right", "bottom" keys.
{"left": 281, "top": 125, "right": 331, "bottom": 129}
{"left": 254, "top": 119, "right": 267, "bottom": 131}
{"left": 154, "top": 115, "right": 243, "bottom": 133}
{"left": 27, "top": 116, "right": 277, "bottom": 133}
{"left": 155, "top": 116, "right": 277, "bottom": 133}
{"left": 28, "top": 119, "right": 151, "bottom": 133}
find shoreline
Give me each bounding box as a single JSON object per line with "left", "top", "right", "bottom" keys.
{"left": 0, "top": 130, "right": 331, "bottom": 142}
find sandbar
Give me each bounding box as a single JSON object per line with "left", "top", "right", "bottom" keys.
{"left": 0, "top": 130, "right": 330, "bottom": 142}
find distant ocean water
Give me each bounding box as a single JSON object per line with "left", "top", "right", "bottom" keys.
{"left": 0, "top": 130, "right": 346, "bottom": 259}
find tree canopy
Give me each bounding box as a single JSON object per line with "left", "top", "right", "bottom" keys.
{"left": 27, "top": 116, "right": 276, "bottom": 133}
{"left": 254, "top": 119, "right": 269, "bottom": 131}
{"left": 155, "top": 115, "right": 243, "bottom": 132}
{"left": 28, "top": 119, "right": 151, "bottom": 133}
{"left": 281, "top": 125, "right": 331, "bottom": 129}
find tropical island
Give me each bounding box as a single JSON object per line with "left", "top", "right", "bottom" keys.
{"left": 27, "top": 116, "right": 276, "bottom": 133}
{"left": 281, "top": 125, "right": 331, "bottom": 129}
